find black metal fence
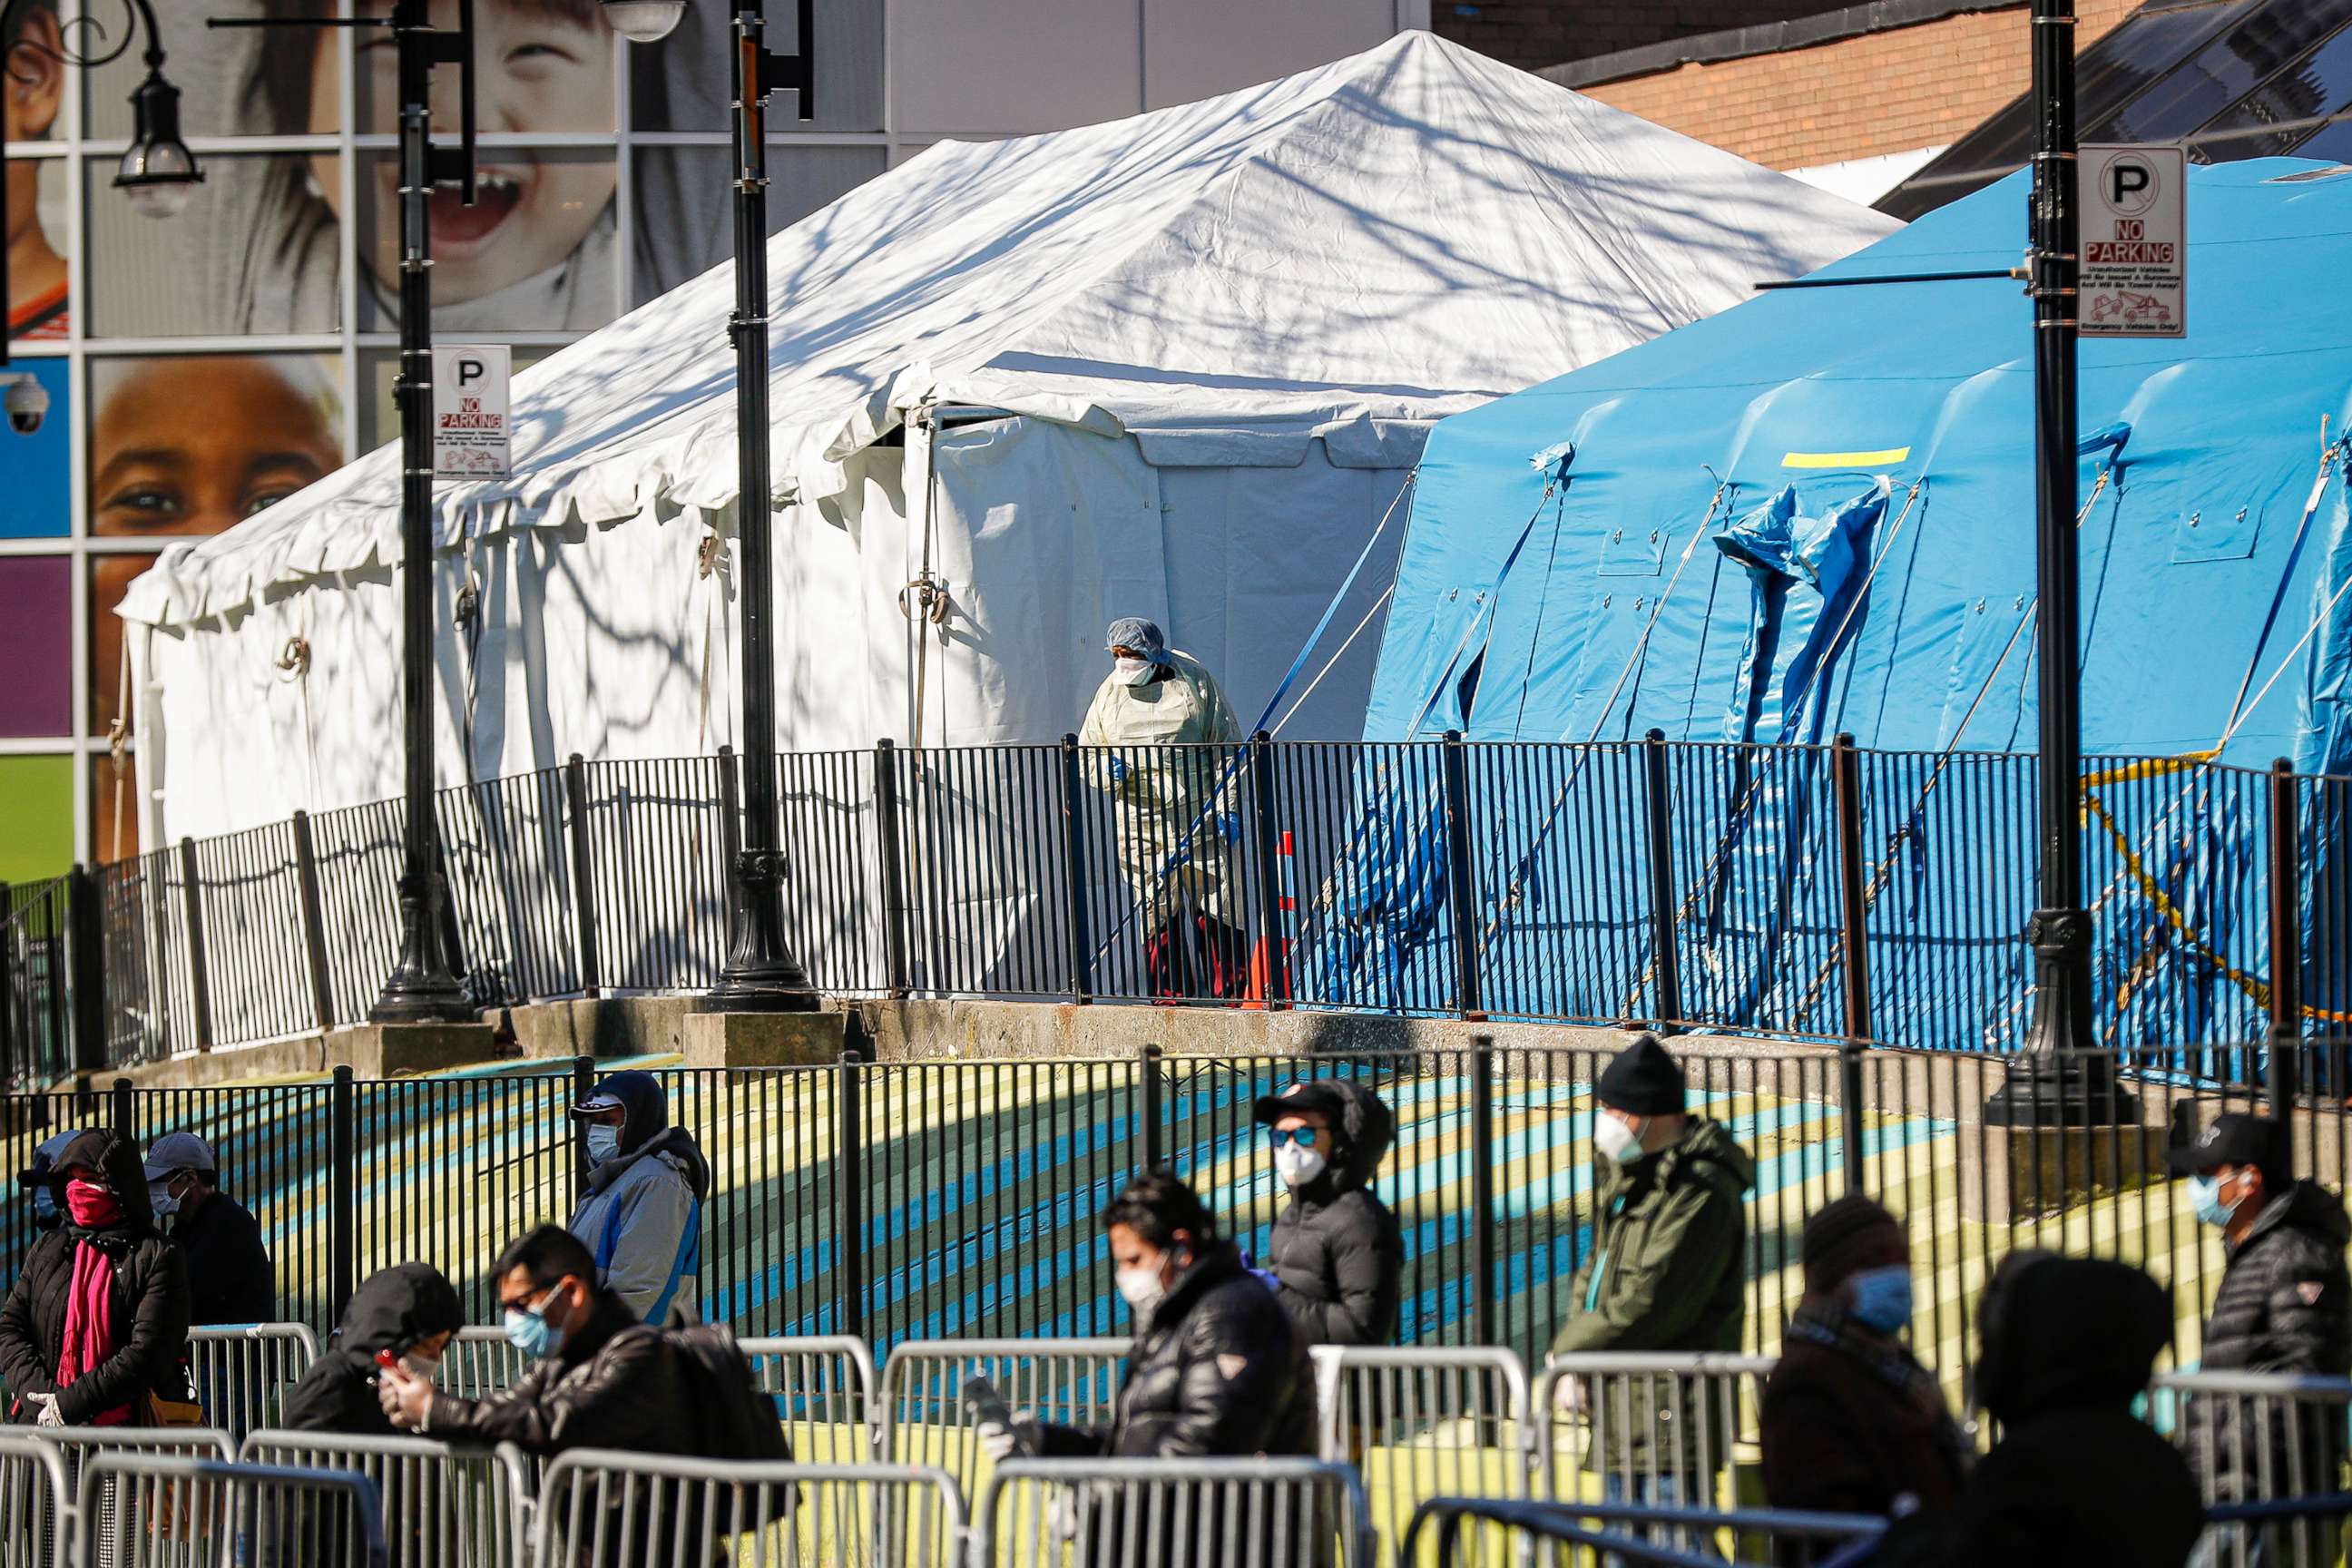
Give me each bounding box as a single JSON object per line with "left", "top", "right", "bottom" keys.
{"left": 5, "top": 736, "right": 2350, "bottom": 1083}
{"left": 3, "top": 1042, "right": 2345, "bottom": 1386}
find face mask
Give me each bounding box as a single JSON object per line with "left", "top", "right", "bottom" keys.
{"left": 585, "top": 1125, "right": 622, "bottom": 1166}
{"left": 1116, "top": 1256, "right": 1170, "bottom": 1318}
{"left": 65, "top": 1179, "right": 122, "bottom": 1230}
{"left": 1846, "top": 1265, "right": 1913, "bottom": 1333}
{"left": 148, "top": 1177, "right": 185, "bottom": 1219}
{"left": 400, "top": 1352, "right": 443, "bottom": 1385}
{"left": 1274, "top": 1142, "right": 1328, "bottom": 1189}
{"left": 1593, "top": 1113, "right": 1646, "bottom": 1166}
{"left": 504, "top": 1285, "right": 570, "bottom": 1359}
{"left": 1114, "top": 656, "right": 1155, "bottom": 687}
{"left": 32, "top": 1188, "right": 58, "bottom": 1227}
{"left": 2191, "top": 1173, "right": 2243, "bottom": 1229}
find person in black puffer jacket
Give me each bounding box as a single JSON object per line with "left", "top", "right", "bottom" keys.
{"left": 0, "top": 1129, "right": 192, "bottom": 1426}
{"left": 995, "top": 1174, "right": 1316, "bottom": 1567}
{"left": 2169, "top": 1112, "right": 2352, "bottom": 1568}
{"left": 1253, "top": 1079, "right": 1403, "bottom": 1348}
{"left": 281, "top": 1262, "right": 464, "bottom": 1437}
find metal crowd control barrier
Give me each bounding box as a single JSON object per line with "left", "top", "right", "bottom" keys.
{"left": 1311, "top": 1347, "right": 1530, "bottom": 1568}
{"left": 187, "top": 1324, "right": 319, "bottom": 1445}
{"left": 737, "top": 1336, "right": 881, "bottom": 1465}
{"left": 2155, "top": 1370, "right": 2352, "bottom": 1568}
{"left": 237, "top": 1433, "right": 532, "bottom": 1568}
{"left": 979, "top": 1456, "right": 1375, "bottom": 1568}
{"left": 1401, "top": 1496, "right": 1886, "bottom": 1568}
{"left": 1533, "top": 1354, "right": 1775, "bottom": 1514}
{"left": 878, "top": 1338, "right": 1126, "bottom": 1500}
{"left": 31, "top": 1426, "right": 237, "bottom": 1568}
{"left": 0, "top": 1436, "right": 75, "bottom": 1568}
{"left": 441, "top": 1330, "right": 531, "bottom": 1402}
{"left": 2203, "top": 1493, "right": 2352, "bottom": 1568}
{"left": 72, "top": 1451, "right": 388, "bottom": 1568}
{"left": 535, "top": 1450, "right": 966, "bottom": 1568}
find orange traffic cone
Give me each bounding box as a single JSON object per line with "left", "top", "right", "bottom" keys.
{"left": 1244, "top": 830, "right": 1297, "bottom": 1008}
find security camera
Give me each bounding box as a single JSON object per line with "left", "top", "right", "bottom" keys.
{"left": 5, "top": 375, "right": 48, "bottom": 436}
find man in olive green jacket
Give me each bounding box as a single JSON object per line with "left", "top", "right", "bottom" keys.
{"left": 1550, "top": 1036, "right": 1757, "bottom": 1540}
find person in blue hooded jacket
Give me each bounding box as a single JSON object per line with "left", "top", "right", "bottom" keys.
{"left": 565, "top": 1072, "right": 710, "bottom": 1325}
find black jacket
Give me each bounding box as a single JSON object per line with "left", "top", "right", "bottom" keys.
{"left": 0, "top": 1130, "right": 192, "bottom": 1424}
{"left": 419, "top": 1289, "right": 698, "bottom": 1456}
{"left": 1940, "top": 1257, "right": 2203, "bottom": 1568}
{"left": 2180, "top": 1180, "right": 2352, "bottom": 1502}
{"left": 1267, "top": 1082, "right": 1403, "bottom": 1348}
{"left": 172, "top": 1188, "right": 275, "bottom": 1327}
{"left": 281, "top": 1262, "right": 463, "bottom": 1438}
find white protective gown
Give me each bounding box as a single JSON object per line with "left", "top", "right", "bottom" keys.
{"left": 1077, "top": 650, "right": 1244, "bottom": 921}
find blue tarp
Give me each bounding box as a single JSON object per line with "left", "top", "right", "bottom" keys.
{"left": 1328, "top": 160, "right": 2352, "bottom": 1052}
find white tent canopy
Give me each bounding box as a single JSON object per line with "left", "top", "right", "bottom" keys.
{"left": 122, "top": 31, "right": 1894, "bottom": 842}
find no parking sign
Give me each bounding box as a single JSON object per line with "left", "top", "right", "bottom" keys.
{"left": 431, "top": 345, "right": 512, "bottom": 476}
{"left": 2080, "top": 144, "right": 2186, "bottom": 338}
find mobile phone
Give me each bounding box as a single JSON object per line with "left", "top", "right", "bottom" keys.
{"left": 962, "top": 1377, "right": 1029, "bottom": 1455}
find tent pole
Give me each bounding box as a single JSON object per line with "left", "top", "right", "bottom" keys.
{"left": 709, "top": 0, "right": 817, "bottom": 1010}
{"left": 371, "top": 0, "right": 474, "bottom": 1024}
{"left": 1987, "top": 0, "right": 2133, "bottom": 1125}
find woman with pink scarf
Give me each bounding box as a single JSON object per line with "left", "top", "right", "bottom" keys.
{"left": 0, "top": 1130, "right": 191, "bottom": 1427}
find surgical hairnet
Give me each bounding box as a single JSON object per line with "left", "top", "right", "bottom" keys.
{"left": 1104, "top": 617, "right": 1169, "bottom": 665}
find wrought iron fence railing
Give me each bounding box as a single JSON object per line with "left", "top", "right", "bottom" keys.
{"left": 4, "top": 735, "right": 2348, "bottom": 1081}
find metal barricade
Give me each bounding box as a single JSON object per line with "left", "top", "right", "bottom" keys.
{"left": 0, "top": 1436, "right": 76, "bottom": 1568}
{"left": 238, "top": 1432, "right": 531, "bottom": 1568}
{"left": 1401, "top": 1496, "right": 1885, "bottom": 1568}
{"left": 738, "top": 1335, "right": 881, "bottom": 1465}
{"left": 878, "top": 1338, "right": 1126, "bottom": 1499}
{"left": 1311, "top": 1347, "right": 1531, "bottom": 1568}
{"left": 2155, "top": 1370, "right": 2352, "bottom": 1568}
{"left": 440, "top": 1329, "right": 530, "bottom": 1402}
{"left": 978, "top": 1456, "right": 1374, "bottom": 1568}
{"left": 2202, "top": 1492, "right": 2352, "bottom": 1568}
{"left": 72, "top": 1451, "right": 388, "bottom": 1568}
{"left": 1532, "top": 1354, "right": 1775, "bottom": 1515}
{"left": 31, "top": 1427, "right": 236, "bottom": 1568}
{"left": 535, "top": 1450, "right": 965, "bottom": 1568}
{"left": 186, "top": 1324, "right": 319, "bottom": 1445}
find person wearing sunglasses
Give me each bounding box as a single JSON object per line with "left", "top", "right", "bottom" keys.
{"left": 1251, "top": 1080, "right": 1402, "bottom": 1348}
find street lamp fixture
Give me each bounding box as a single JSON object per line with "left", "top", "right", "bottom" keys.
{"left": 599, "top": 0, "right": 687, "bottom": 44}
{"left": 3, "top": 0, "right": 201, "bottom": 427}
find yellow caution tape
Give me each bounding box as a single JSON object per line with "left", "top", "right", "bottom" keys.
{"left": 1782, "top": 447, "right": 1912, "bottom": 469}
{"left": 2080, "top": 750, "right": 2220, "bottom": 789}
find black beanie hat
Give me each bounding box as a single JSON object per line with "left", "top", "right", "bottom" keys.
{"left": 1595, "top": 1034, "right": 1685, "bottom": 1116}
{"left": 1800, "top": 1193, "right": 1903, "bottom": 1291}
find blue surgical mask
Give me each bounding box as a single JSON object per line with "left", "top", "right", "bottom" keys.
{"left": 2191, "top": 1173, "right": 2242, "bottom": 1229}
{"left": 1847, "top": 1265, "right": 1913, "bottom": 1333}
{"left": 503, "top": 1287, "right": 568, "bottom": 1359}
{"left": 585, "top": 1125, "right": 622, "bottom": 1166}
{"left": 148, "top": 1180, "right": 181, "bottom": 1219}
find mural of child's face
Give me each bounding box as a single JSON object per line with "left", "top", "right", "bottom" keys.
{"left": 319, "top": 0, "right": 619, "bottom": 308}
{"left": 92, "top": 359, "right": 340, "bottom": 536}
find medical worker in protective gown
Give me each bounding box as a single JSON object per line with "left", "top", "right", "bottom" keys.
{"left": 1079, "top": 617, "right": 1247, "bottom": 997}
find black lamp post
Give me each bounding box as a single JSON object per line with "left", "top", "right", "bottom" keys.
{"left": 604, "top": 0, "right": 816, "bottom": 1009}
{"left": 3, "top": 0, "right": 203, "bottom": 428}
{"left": 218, "top": 0, "right": 481, "bottom": 1024}
{"left": 1985, "top": 0, "right": 2133, "bottom": 1125}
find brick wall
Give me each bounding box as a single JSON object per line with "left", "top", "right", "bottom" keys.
{"left": 1432, "top": 3, "right": 1838, "bottom": 74}
{"left": 1573, "top": 0, "right": 2141, "bottom": 172}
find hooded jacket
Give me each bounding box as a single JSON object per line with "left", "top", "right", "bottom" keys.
{"left": 280, "top": 1263, "right": 464, "bottom": 1437}
{"left": 566, "top": 1072, "right": 710, "bottom": 1325}
{"left": 1943, "top": 1256, "right": 2203, "bottom": 1568}
{"left": 2180, "top": 1179, "right": 2352, "bottom": 1504}
{"left": 1265, "top": 1081, "right": 1405, "bottom": 1347}
{"left": 0, "top": 1130, "right": 192, "bottom": 1424}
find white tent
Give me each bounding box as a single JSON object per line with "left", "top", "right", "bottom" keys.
{"left": 122, "top": 31, "right": 1895, "bottom": 843}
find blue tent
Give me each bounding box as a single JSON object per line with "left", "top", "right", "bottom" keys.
{"left": 1324, "top": 160, "right": 2352, "bottom": 1052}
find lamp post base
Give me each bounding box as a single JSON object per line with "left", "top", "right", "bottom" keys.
{"left": 1982, "top": 1050, "right": 2139, "bottom": 1127}
{"left": 710, "top": 848, "right": 819, "bottom": 1014}
{"left": 368, "top": 872, "right": 475, "bottom": 1024}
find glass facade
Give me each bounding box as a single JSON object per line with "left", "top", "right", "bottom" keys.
{"left": 0, "top": 0, "right": 893, "bottom": 880}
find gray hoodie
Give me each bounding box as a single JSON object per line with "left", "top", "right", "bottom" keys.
{"left": 565, "top": 1074, "right": 710, "bottom": 1326}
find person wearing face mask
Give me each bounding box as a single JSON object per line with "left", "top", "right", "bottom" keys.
{"left": 985, "top": 1174, "right": 1315, "bottom": 1563}
{"left": 1078, "top": 615, "right": 1248, "bottom": 999}
{"left": 16, "top": 1129, "right": 84, "bottom": 1234}
{"left": 2169, "top": 1112, "right": 2350, "bottom": 1568}
{"left": 279, "top": 1262, "right": 463, "bottom": 1438}
{"left": 0, "top": 1130, "right": 192, "bottom": 1429}
{"left": 564, "top": 1071, "right": 710, "bottom": 1325}
{"left": 142, "top": 1132, "right": 275, "bottom": 1328}
{"left": 1252, "top": 1080, "right": 1403, "bottom": 1348}
{"left": 1759, "top": 1195, "right": 1969, "bottom": 1542}
{"left": 1548, "top": 1035, "right": 1755, "bottom": 1537}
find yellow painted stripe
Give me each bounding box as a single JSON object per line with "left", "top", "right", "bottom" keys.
{"left": 1782, "top": 446, "right": 1911, "bottom": 468}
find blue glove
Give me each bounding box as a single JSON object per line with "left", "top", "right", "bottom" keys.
{"left": 1104, "top": 755, "right": 1128, "bottom": 785}
{"left": 1216, "top": 810, "right": 1241, "bottom": 845}
{"left": 1240, "top": 1249, "right": 1279, "bottom": 1296}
